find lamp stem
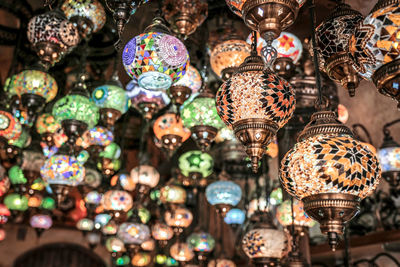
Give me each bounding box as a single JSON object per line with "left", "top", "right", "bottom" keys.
{"left": 383, "top": 118, "right": 400, "bottom": 134}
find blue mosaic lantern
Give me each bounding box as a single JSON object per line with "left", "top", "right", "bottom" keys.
{"left": 224, "top": 208, "right": 246, "bottom": 225}
{"left": 206, "top": 180, "right": 242, "bottom": 216}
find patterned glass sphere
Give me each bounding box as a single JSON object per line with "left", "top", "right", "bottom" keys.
{"left": 0, "top": 110, "right": 22, "bottom": 141}
{"left": 52, "top": 94, "right": 99, "bottom": 129}
{"left": 6, "top": 70, "right": 58, "bottom": 102}
{"left": 94, "top": 213, "right": 111, "bottom": 228}
{"left": 205, "top": 181, "right": 242, "bottom": 206}
{"left": 131, "top": 252, "right": 152, "bottom": 266}
{"left": 88, "top": 126, "right": 114, "bottom": 147}
{"left": 210, "top": 39, "right": 251, "bottom": 79}
{"left": 178, "top": 150, "right": 213, "bottom": 178}
{"left": 276, "top": 199, "right": 315, "bottom": 228}
{"left": 92, "top": 84, "right": 129, "bottom": 115}
{"left": 102, "top": 189, "right": 133, "bottom": 212}
{"left": 242, "top": 227, "right": 288, "bottom": 259}
{"left": 130, "top": 165, "right": 160, "bottom": 188}
{"left": 208, "top": 259, "right": 236, "bottom": 267}
{"left": 4, "top": 194, "right": 28, "bottom": 211}
{"left": 173, "top": 65, "right": 202, "bottom": 93}
{"left": 84, "top": 190, "right": 102, "bottom": 205}
{"left": 35, "top": 113, "right": 61, "bottom": 135}
{"left": 224, "top": 208, "right": 246, "bottom": 225}
{"left": 28, "top": 195, "right": 43, "bottom": 208}
{"left": 280, "top": 134, "right": 381, "bottom": 200}
{"left": 27, "top": 11, "right": 80, "bottom": 66}
{"left": 151, "top": 222, "right": 174, "bottom": 241}
{"left": 378, "top": 146, "right": 400, "bottom": 172}
{"left": 170, "top": 242, "right": 194, "bottom": 262}
{"left": 83, "top": 168, "right": 102, "bottom": 188}
{"left": 102, "top": 220, "right": 119, "bottom": 235}
{"left": 40, "top": 154, "right": 84, "bottom": 186}
{"left": 187, "top": 232, "right": 215, "bottom": 252}
{"left": 164, "top": 207, "right": 193, "bottom": 228}
{"left": 225, "top": 0, "right": 305, "bottom": 18}
{"left": 30, "top": 214, "right": 53, "bottom": 229}
{"left": 122, "top": 32, "right": 189, "bottom": 91}
{"left": 160, "top": 184, "right": 187, "bottom": 204}
{"left": 153, "top": 113, "right": 191, "bottom": 142}
{"left": 76, "top": 218, "right": 94, "bottom": 231}
{"left": 105, "top": 237, "right": 125, "bottom": 253}
{"left": 117, "top": 222, "right": 150, "bottom": 245}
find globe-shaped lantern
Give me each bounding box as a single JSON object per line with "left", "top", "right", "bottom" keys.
{"left": 131, "top": 252, "right": 152, "bottom": 267}
{"left": 205, "top": 180, "right": 242, "bottom": 216}
{"left": 210, "top": 38, "right": 251, "bottom": 81}
{"left": 103, "top": 220, "right": 119, "bottom": 235}
{"left": 77, "top": 218, "right": 95, "bottom": 231}
{"left": 94, "top": 213, "right": 112, "bottom": 229}
{"left": 61, "top": 0, "right": 106, "bottom": 38}
{"left": 0, "top": 204, "right": 11, "bottom": 224}
{"left": 105, "top": 237, "right": 126, "bottom": 253}
{"left": 27, "top": 10, "right": 80, "bottom": 67}
{"left": 102, "top": 189, "right": 133, "bottom": 214}
{"left": 35, "top": 113, "right": 61, "bottom": 147}
{"left": 141, "top": 238, "right": 156, "bottom": 251}
{"left": 349, "top": 1, "right": 400, "bottom": 107}
{"left": 151, "top": 222, "right": 174, "bottom": 242}
{"left": 315, "top": 3, "right": 363, "bottom": 97}
{"left": 92, "top": 83, "right": 129, "bottom": 129}
{"left": 208, "top": 259, "right": 236, "bottom": 267}
{"left": 168, "top": 65, "right": 202, "bottom": 106}
{"left": 122, "top": 17, "right": 189, "bottom": 91}
{"left": 153, "top": 113, "right": 191, "bottom": 155}
{"left": 30, "top": 214, "right": 53, "bottom": 230}
{"left": 178, "top": 151, "right": 213, "bottom": 185}
{"left": 216, "top": 53, "right": 296, "bottom": 172}
{"left": 87, "top": 126, "right": 114, "bottom": 161}
{"left": 0, "top": 109, "right": 22, "bottom": 141}
{"left": 242, "top": 213, "right": 289, "bottom": 267}
{"left": 276, "top": 199, "right": 315, "bottom": 228}
{"left": 224, "top": 208, "right": 246, "bottom": 226}
{"left": 280, "top": 111, "right": 381, "bottom": 250}
{"left": 164, "top": 207, "right": 193, "bottom": 230}
{"left": 117, "top": 221, "right": 151, "bottom": 245}
{"left": 130, "top": 165, "right": 160, "bottom": 196}
{"left": 187, "top": 231, "right": 215, "bottom": 256}
{"left": 4, "top": 193, "right": 28, "bottom": 211}
{"left": 160, "top": 184, "right": 187, "bottom": 205}
{"left": 170, "top": 242, "right": 194, "bottom": 262}
{"left": 84, "top": 190, "right": 103, "bottom": 206}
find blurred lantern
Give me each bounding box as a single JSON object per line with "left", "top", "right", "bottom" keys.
{"left": 0, "top": 176, "right": 10, "bottom": 197}
{"left": 141, "top": 238, "right": 155, "bottom": 251}
{"left": 337, "top": 104, "right": 349, "bottom": 124}
{"left": 30, "top": 214, "right": 53, "bottom": 236}
{"left": 224, "top": 208, "right": 245, "bottom": 226}
{"left": 92, "top": 81, "right": 129, "bottom": 129}
{"left": 160, "top": 184, "right": 187, "bottom": 205}
{"left": 170, "top": 242, "right": 194, "bottom": 262}
{"left": 61, "top": 0, "right": 106, "bottom": 38}
{"left": 208, "top": 259, "right": 236, "bottom": 267}
{"left": 8, "top": 165, "right": 27, "bottom": 187}
{"left": 178, "top": 151, "right": 213, "bottom": 186}
{"left": 181, "top": 88, "right": 225, "bottom": 151}
{"left": 0, "top": 228, "right": 5, "bottom": 241}
{"left": 117, "top": 221, "right": 151, "bottom": 246}
{"left": 127, "top": 80, "right": 171, "bottom": 120}
{"left": 315, "top": 3, "right": 363, "bottom": 97}
{"left": 349, "top": 1, "right": 400, "bottom": 107}
{"left": 130, "top": 165, "right": 160, "bottom": 196}
{"left": 153, "top": 113, "right": 191, "bottom": 155}
{"left": 122, "top": 17, "right": 189, "bottom": 91}
{"left": 248, "top": 197, "right": 269, "bottom": 218}
{"left": 27, "top": 10, "right": 80, "bottom": 67}
{"left": 137, "top": 207, "right": 151, "bottom": 224}
{"left": 82, "top": 167, "right": 102, "bottom": 190}
{"left": 41, "top": 197, "right": 56, "bottom": 210}
{"left": 5, "top": 70, "right": 58, "bottom": 121}
{"left": 151, "top": 222, "right": 174, "bottom": 242}
{"left": 116, "top": 172, "right": 135, "bottom": 192}
{"left": 210, "top": 38, "right": 251, "bottom": 81}
{"left": 206, "top": 180, "right": 242, "bottom": 216}
{"left": 102, "top": 220, "right": 119, "bottom": 235}
{"left": 168, "top": 65, "right": 202, "bottom": 107}
{"left": 0, "top": 204, "right": 11, "bottom": 224}
{"left": 105, "top": 237, "right": 125, "bottom": 253}
{"left": 216, "top": 50, "right": 295, "bottom": 172}
{"left": 242, "top": 213, "right": 288, "bottom": 266}
{"left": 84, "top": 190, "right": 103, "bottom": 206}
{"left": 280, "top": 111, "right": 381, "bottom": 250}
{"left": 7, "top": 128, "right": 31, "bottom": 151}
{"left": 86, "top": 232, "right": 101, "bottom": 249}
{"left": 164, "top": 207, "right": 193, "bottom": 231}
{"left": 28, "top": 194, "right": 43, "bottom": 208}
{"left": 156, "top": 254, "right": 167, "bottom": 265}
{"left": 131, "top": 252, "right": 152, "bottom": 267}
{"left": 116, "top": 255, "right": 131, "bottom": 266}
{"left": 77, "top": 218, "right": 95, "bottom": 231}
{"left": 102, "top": 189, "right": 133, "bottom": 214}
{"left": 95, "top": 213, "right": 112, "bottom": 229}
{"left": 35, "top": 113, "right": 62, "bottom": 147}
{"left": 187, "top": 231, "right": 215, "bottom": 262}
{"left": 163, "top": 0, "right": 208, "bottom": 36}
{"left": 166, "top": 257, "right": 179, "bottom": 266}
{"left": 98, "top": 142, "right": 121, "bottom": 177}
{"left": 21, "top": 149, "right": 45, "bottom": 183}
{"left": 87, "top": 126, "right": 114, "bottom": 160}
{"left": 276, "top": 199, "right": 315, "bottom": 228}
{"left": 0, "top": 109, "right": 22, "bottom": 142}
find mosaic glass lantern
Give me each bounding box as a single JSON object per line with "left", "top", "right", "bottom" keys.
{"left": 116, "top": 255, "right": 131, "bottom": 266}
{"left": 41, "top": 197, "right": 56, "bottom": 210}
{"left": 122, "top": 17, "right": 189, "bottom": 91}
{"left": 315, "top": 3, "right": 363, "bottom": 97}
{"left": 216, "top": 53, "right": 296, "bottom": 172}
{"left": 0, "top": 109, "right": 22, "bottom": 141}
{"left": 181, "top": 90, "right": 225, "bottom": 151}
{"left": 40, "top": 154, "right": 84, "bottom": 186}
{"left": 170, "top": 242, "right": 194, "bottom": 262}
{"left": 8, "top": 165, "right": 27, "bottom": 185}
{"left": 280, "top": 111, "right": 381, "bottom": 249}
{"left": 30, "top": 214, "right": 53, "bottom": 229}
{"left": 0, "top": 204, "right": 10, "bottom": 224}
{"left": 102, "top": 189, "right": 133, "bottom": 213}
{"left": 164, "top": 207, "right": 193, "bottom": 229}
{"left": 77, "top": 218, "right": 95, "bottom": 231}
{"left": 377, "top": 128, "right": 400, "bottom": 192}
{"left": 35, "top": 113, "right": 61, "bottom": 147}
{"left": 210, "top": 39, "right": 251, "bottom": 81}
{"left": 276, "top": 199, "right": 315, "bottom": 228}
{"left": 187, "top": 231, "right": 215, "bottom": 253}
{"left": 151, "top": 222, "right": 174, "bottom": 241}
{"left": 153, "top": 113, "right": 191, "bottom": 155}
{"left": 224, "top": 208, "right": 246, "bottom": 225}
{"left": 160, "top": 184, "right": 187, "bottom": 205}
{"left": 141, "top": 238, "right": 156, "bottom": 251}
{"left": 27, "top": 10, "right": 80, "bottom": 67}
{"left": 178, "top": 151, "right": 213, "bottom": 184}
{"left": 105, "top": 237, "right": 125, "bottom": 253}
{"left": 205, "top": 181, "right": 242, "bottom": 216}
{"left": 117, "top": 222, "right": 151, "bottom": 245}
{"left": 94, "top": 213, "right": 112, "bottom": 228}
{"left": 130, "top": 165, "right": 160, "bottom": 196}
{"left": 103, "top": 220, "right": 119, "bottom": 235}
{"left": 4, "top": 193, "right": 28, "bottom": 211}
{"left": 28, "top": 195, "right": 43, "bottom": 209}
{"left": 208, "top": 259, "right": 236, "bottom": 267}
{"left": 168, "top": 65, "right": 202, "bottom": 106}
{"left": 131, "top": 252, "right": 152, "bottom": 267}
{"left": 61, "top": 0, "right": 106, "bottom": 38}
{"left": 84, "top": 190, "right": 103, "bottom": 206}
{"left": 349, "top": 1, "right": 400, "bottom": 107}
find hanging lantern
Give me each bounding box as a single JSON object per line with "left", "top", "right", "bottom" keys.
{"left": 141, "top": 238, "right": 156, "bottom": 251}
{"left": 61, "top": 0, "right": 106, "bottom": 38}
{"left": 210, "top": 38, "right": 251, "bottom": 81}
{"left": 349, "top": 1, "right": 400, "bottom": 107}
{"left": 0, "top": 109, "right": 22, "bottom": 142}
{"left": 315, "top": 3, "right": 363, "bottom": 97}
{"left": 98, "top": 142, "right": 122, "bottom": 177}
{"left": 103, "top": 220, "right": 119, "bottom": 235}
{"left": 164, "top": 207, "right": 193, "bottom": 230}
{"left": 178, "top": 150, "right": 213, "bottom": 186}
{"left": 153, "top": 113, "right": 191, "bottom": 155}
{"left": 163, "top": 0, "right": 208, "bottom": 36}
{"left": 181, "top": 89, "right": 225, "bottom": 151}
{"left": 216, "top": 52, "right": 296, "bottom": 172}
{"left": 130, "top": 165, "right": 160, "bottom": 196}
{"left": 102, "top": 189, "right": 133, "bottom": 214}
{"left": 30, "top": 214, "right": 53, "bottom": 230}
{"left": 276, "top": 199, "right": 315, "bottom": 228}
{"left": 0, "top": 204, "right": 11, "bottom": 224}
{"left": 224, "top": 208, "right": 246, "bottom": 226}
{"left": 35, "top": 113, "right": 62, "bottom": 147}
{"left": 117, "top": 221, "right": 151, "bottom": 245}
{"left": 168, "top": 65, "right": 202, "bottom": 107}
{"left": 95, "top": 213, "right": 112, "bottom": 229}
{"left": 131, "top": 252, "right": 152, "bottom": 267}
{"left": 187, "top": 231, "right": 215, "bottom": 262}
{"left": 84, "top": 190, "right": 103, "bottom": 206}
{"left": 170, "top": 242, "right": 194, "bottom": 262}
{"left": 105, "top": 237, "right": 126, "bottom": 253}
{"left": 116, "top": 255, "right": 131, "bottom": 266}
{"left": 160, "top": 184, "right": 187, "bottom": 205}
{"left": 151, "top": 222, "right": 174, "bottom": 241}
{"left": 27, "top": 10, "right": 80, "bottom": 67}
{"left": 4, "top": 193, "right": 28, "bottom": 211}
{"left": 242, "top": 213, "right": 288, "bottom": 266}
{"left": 280, "top": 111, "right": 381, "bottom": 250}
{"left": 205, "top": 180, "right": 242, "bottom": 216}
{"left": 122, "top": 17, "right": 189, "bottom": 91}
{"left": 378, "top": 127, "right": 400, "bottom": 194}
{"left": 208, "top": 259, "right": 236, "bottom": 267}
{"left": 77, "top": 218, "right": 95, "bottom": 231}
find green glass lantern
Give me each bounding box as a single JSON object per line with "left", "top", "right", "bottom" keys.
{"left": 7, "top": 128, "right": 30, "bottom": 149}
{"left": 187, "top": 231, "right": 215, "bottom": 253}
{"left": 0, "top": 109, "right": 22, "bottom": 141}
{"left": 181, "top": 89, "right": 225, "bottom": 151}
{"left": 4, "top": 193, "right": 28, "bottom": 211}
{"left": 8, "top": 166, "right": 27, "bottom": 185}
{"left": 178, "top": 150, "right": 213, "bottom": 185}
{"left": 41, "top": 196, "right": 56, "bottom": 210}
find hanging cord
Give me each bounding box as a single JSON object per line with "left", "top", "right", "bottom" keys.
{"left": 255, "top": 175, "right": 262, "bottom": 212}
{"left": 308, "top": 0, "right": 324, "bottom": 108}
{"left": 244, "top": 174, "right": 250, "bottom": 220}
{"left": 383, "top": 118, "right": 400, "bottom": 135}
{"left": 352, "top": 124, "right": 373, "bottom": 144}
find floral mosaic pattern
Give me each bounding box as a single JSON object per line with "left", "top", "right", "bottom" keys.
{"left": 36, "top": 113, "right": 61, "bottom": 134}
{"left": 92, "top": 84, "right": 129, "bottom": 114}
{"left": 102, "top": 189, "right": 133, "bottom": 212}
{"left": 89, "top": 126, "right": 114, "bottom": 147}
{"left": 118, "top": 222, "right": 150, "bottom": 244}
{"left": 242, "top": 229, "right": 288, "bottom": 258}
{"left": 40, "top": 154, "right": 84, "bottom": 186}
{"left": 178, "top": 150, "right": 214, "bottom": 178}
{"left": 173, "top": 65, "right": 202, "bottom": 93}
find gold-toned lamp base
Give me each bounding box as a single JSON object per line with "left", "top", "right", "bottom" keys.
{"left": 100, "top": 108, "right": 122, "bottom": 129}
{"left": 137, "top": 102, "right": 160, "bottom": 120}
{"left": 215, "top": 203, "right": 232, "bottom": 218}
{"left": 191, "top": 125, "right": 218, "bottom": 152}
{"left": 252, "top": 257, "right": 280, "bottom": 267}
{"left": 372, "top": 58, "right": 400, "bottom": 110}
{"left": 221, "top": 67, "right": 238, "bottom": 81}
{"left": 34, "top": 42, "right": 63, "bottom": 68}
{"left": 168, "top": 85, "right": 192, "bottom": 106}
{"left": 161, "top": 134, "right": 183, "bottom": 157}
{"left": 274, "top": 57, "right": 295, "bottom": 80}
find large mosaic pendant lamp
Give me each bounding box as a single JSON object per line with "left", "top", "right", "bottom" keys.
{"left": 168, "top": 65, "right": 202, "bottom": 108}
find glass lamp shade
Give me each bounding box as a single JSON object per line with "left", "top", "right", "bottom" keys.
{"left": 153, "top": 113, "right": 191, "bottom": 143}
{"left": 224, "top": 208, "right": 246, "bottom": 225}
{"left": 269, "top": 187, "right": 283, "bottom": 206}
{"left": 28, "top": 195, "right": 43, "bottom": 208}
{"left": 8, "top": 166, "right": 27, "bottom": 185}
{"left": 61, "top": 0, "right": 106, "bottom": 37}
{"left": 6, "top": 70, "right": 58, "bottom": 103}
{"left": 88, "top": 126, "right": 114, "bottom": 147}
{"left": 7, "top": 128, "right": 31, "bottom": 149}
{"left": 160, "top": 184, "right": 187, "bottom": 204}
{"left": 122, "top": 31, "right": 189, "bottom": 91}
{"left": 378, "top": 146, "right": 400, "bottom": 173}
{"left": 40, "top": 154, "right": 85, "bottom": 186}
{"left": 208, "top": 259, "right": 236, "bottom": 267}
{"left": 131, "top": 252, "right": 152, "bottom": 267}
{"left": 210, "top": 39, "right": 251, "bottom": 79}
{"left": 100, "top": 142, "right": 121, "bottom": 160}
{"left": 187, "top": 232, "right": 215, "bottom": 252}
{"left": 172, "top": 65, "right": 202, "bottom": 94}
{"left": 52, "top": 94, "right": 99, "bottom": 129}
{"left": 27, "top": 10, "right": 80, "bottom": 66}
{"left": 76, "top": 218, "right": 94, "bottom": 231}
{"left": 116, "top": 255, "right": 130, "bottom": 266}
{"left": 83, "top": 168, "right": 102, "bottom": 188}
{"left": 0, "top": 109, "right": 22, "bottom": 141}
{"left": 117, "top": 222, "right": 150, "bottom": 245}
{"left": 84, "top": 191, "right": 103, "bottom": 205}
{"left": 141, "top": 238, "right": 156, "bottom": 251}
{"left": 41, "top": 197, "right": 56, "bottom": 210}
{"left": 30, "top": 214, "right": 53, "bottom": 229}
{"left": 4, "top": 193, "right": 28, "bottom": 211}
{"left": 205, "top": 180, "right": 242, "bottom": 206}
{"left": 130, "top": 165, "right": 160, "bottom": 188}
{"left": 105, "top": 237, "right": 125, "bottom": 253}
{"left": 92, "top": 84, "right": 129, "bottom": 115}
{"left": 246, "top": 32, "right": 303, "bottom": 63}
{"left": 166, "top": 257, "right": 179, "bottom": 266}
{"left": 276, "top": 199, "right": 315, "bottom": 228}
{"left": 248, "top": 197, "right": 270, "bottom": 217}
{"left": 0, "top": 204, "right": 10, "bottom": 224}
{"left": 164, "top": 207, "right": 193, "bottom": 228}
{"left": 94, "top": 213, "right": 111, "bottom": 228}
{"left": 178, "top": 150, "right": 214, "bottom": 178}
{"left": 102, "top": 220, "right": 119, "bottom": 235}
{"left": 102, "top": 189, "right": 133, "bottom": 212}
{"left": 138, "top": 207, "right": 151, "bottom": 224}
{"left": 151, "top": 222, "right": 174, "bottom": 241}
{"left": 170, "top": 242, "right": 194, "bottom": 262}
